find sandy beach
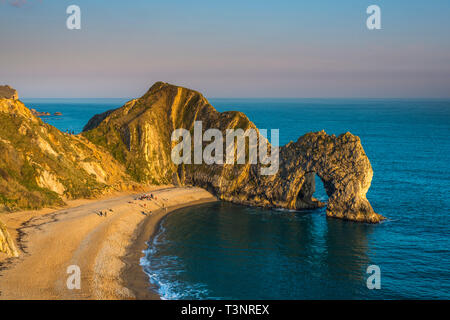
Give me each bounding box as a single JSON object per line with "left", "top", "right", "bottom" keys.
{"left": 0, "top": 186, "right": 216, "bottom": 300}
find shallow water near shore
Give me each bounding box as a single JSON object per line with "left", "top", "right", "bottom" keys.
{"left": 26, "top": 97, "right": 450, "bottom": 299}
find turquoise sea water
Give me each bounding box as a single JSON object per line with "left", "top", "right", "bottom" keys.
{"left": 24, "top": 98, "right": 450, "bottom": 299}
{"left": 21, "top": 98, "right": 129, "bottom": 134}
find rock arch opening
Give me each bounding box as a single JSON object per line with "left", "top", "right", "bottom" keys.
{"left": 313, "top": 173, "right": 328, "bottom": 204}
{"left": 293, "top": 172, "right": 327, "bottom": 210}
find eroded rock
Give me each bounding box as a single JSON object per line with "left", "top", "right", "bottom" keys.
{"left": 0, "top": 85, "right": 18, "bottom": 100}
{"left": 83, "top": 82, "right": 384, "bottom": 223}
{"left": 0, "top": 220, "right": 18, "bottom": 257}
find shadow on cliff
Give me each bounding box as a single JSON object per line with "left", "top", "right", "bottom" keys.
{"left": 81, "top": 82, "right": 383, "bottom": 223}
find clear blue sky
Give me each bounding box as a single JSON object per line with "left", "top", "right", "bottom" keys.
{"left": 1, "top": 0, "right": 449, "bottom": 98}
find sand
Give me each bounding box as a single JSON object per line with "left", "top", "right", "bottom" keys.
{"left": 0, "top": 186, "right": 216, "bottom": 300}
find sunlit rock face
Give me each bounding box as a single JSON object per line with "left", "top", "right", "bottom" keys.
{"left": 0, "top": 86, "right": 138, "bottom": 213}
{"left": 84, "top": 82, "right": 383, "bottom": 223}
{"left": 0, "top": 85, "right": 18, "bottom": 100}
{"left": 280, "top": 131, "right": 383, "bottom": 223}
{"left": 0, "top": 221, "right": 18, "bottom": 257}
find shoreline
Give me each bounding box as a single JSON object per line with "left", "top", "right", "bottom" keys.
{"left": 0, "top": 186, "right": 216, "bottom": 300}
{"left": 120, "top": 198, "right": 218, "bottom": 300}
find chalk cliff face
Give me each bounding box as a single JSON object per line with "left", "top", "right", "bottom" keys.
{"left": 0, "top": 221, "right": 18, "bottom": 257}
{"left": 0, "top": 91, "right": 137, "bottom": 212}
{"left": 84, "top": 82, "right": 383, "bottom": 223}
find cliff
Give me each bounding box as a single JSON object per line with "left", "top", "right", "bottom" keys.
{"left": 0, "top": 220, "right": 18, "bottom": 257}
{"left": 83, "top": 82, "right": 384, "bottom": 223}
{"left": 0, "top": 86, "right": 143, "bottom": 256}
{"left": 0, "top": 82, "right": 383, "bottom": 256}
{"left": 0, "top": 90, "right": 138, "bottom": 213}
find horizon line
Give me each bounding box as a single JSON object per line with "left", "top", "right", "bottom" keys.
{"left": 20, "top": 96, "right": 450, "bottom": 100}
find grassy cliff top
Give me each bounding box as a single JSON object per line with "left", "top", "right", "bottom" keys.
{"left": 0, "top": 96, "right": 139, "bottom": 212}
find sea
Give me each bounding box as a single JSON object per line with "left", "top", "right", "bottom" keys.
{"left": 22, "top": 97, "right": 450, "bottom": 300}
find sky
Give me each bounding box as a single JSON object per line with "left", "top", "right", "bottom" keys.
{"left": 0, "top": 0, "right": 449, "bottom": 98}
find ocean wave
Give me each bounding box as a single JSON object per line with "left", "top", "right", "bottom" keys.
{"left": 272, "top": 207, "right": 301, "bottom": 213}
{"left": 141, "top": 260, "right": 211, "bottom": 300}
{"left": 141, "top": 229, "right": 212, "bottom": 300}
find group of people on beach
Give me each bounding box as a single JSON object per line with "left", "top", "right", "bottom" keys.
{"left": 137, "top": 192, "right": 169, "bottom": 212}
{"left": 137, "top": 193, "right": 157, "bottom": 201}
{"left": 97, "top": 209, "right": 113, "bottom": 217}
{"left": 94, "top": 192, "right": 169, "bottom": 219}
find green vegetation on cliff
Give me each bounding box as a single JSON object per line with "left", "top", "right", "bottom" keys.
{"left": 0, "top": 97, "right": 137, "bottom": 212}
{"left": 0, "top": 82, "right": 382, "bottom": 225}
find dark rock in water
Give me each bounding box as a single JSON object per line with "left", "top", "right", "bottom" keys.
{"left": 276, "top": 131, "right": 382, "bottom": 223}
{"left": 30, "top": 109, "right": 51, "bottom": 117}
{"left": 0, "top": 85, "right": 18, "bottom": 100}
{"left": 83, "top": 82, "right": 384, "bottom": 223}
{"left": 54, "top": 112, "right": 62, "bottom": 116}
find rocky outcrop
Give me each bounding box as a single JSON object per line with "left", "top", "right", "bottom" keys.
{"left": 0, "top": 82, "right": 382, "bottom": 225}
{"left": 0, "top": 85, "right": 18, "bottom": 100}
{"left": 31, "top": 109, "right": 51, "bottom": 117}
{"left": 0, "top": 86, "right": 139, "bottom": 212}
{"left": 274, "top": 131, "right": 380, "bottom": 223}
{"left": 83, "top": 108, "right": 117, "bottom": 132}
{"left": 83, "top": 82, "right": 383, "bottom": 223}
{"left": 0, "top": 221, "right": 18, "bottom": 257}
